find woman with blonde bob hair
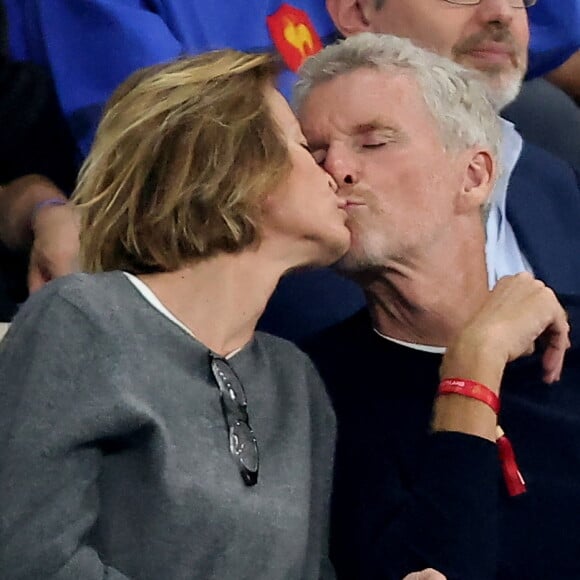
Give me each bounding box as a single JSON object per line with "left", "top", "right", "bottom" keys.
{"left": 0, "top": 50, "right": 351, "bottom": 579}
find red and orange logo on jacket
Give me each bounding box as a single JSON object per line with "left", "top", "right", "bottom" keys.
{"left": 267, "top": 3, "right": 323, "bottom": 72}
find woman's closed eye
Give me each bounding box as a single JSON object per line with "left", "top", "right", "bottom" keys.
{"left": 301, "top": 143, "right": 326, "bottom": 166}
{"left": 312, "top": 150, "right": 327, "bottom": 165}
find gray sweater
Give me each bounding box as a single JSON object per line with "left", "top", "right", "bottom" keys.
{"left": 0, "top": 272, "right": 336, "bottom": 580}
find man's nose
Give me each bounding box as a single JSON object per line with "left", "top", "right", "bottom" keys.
{"left": 474, "top": 0, "right": 515, "bottom": 26}
{"left": 323, "top": 146, "right": 359, "bottom": 187}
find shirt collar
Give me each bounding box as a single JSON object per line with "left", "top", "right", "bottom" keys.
{"left": 372, "top": 327, "right": 446, "bottom": 354}
{"left": 490, "top": 118, "right": 523, "bottom": 212}
{"left": 123, "top": 272, "right": 243, "bottom": 359}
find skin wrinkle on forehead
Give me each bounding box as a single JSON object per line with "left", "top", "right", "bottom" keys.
{"left": 301, "top": 72, "right": 446, "bottom": 163}
{"left": 353, "top": 121, "right": 399, "bottom": 136}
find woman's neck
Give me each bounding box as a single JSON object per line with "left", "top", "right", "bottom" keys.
{"left": 138, "top": 250, "right": 285, "bottom": 356}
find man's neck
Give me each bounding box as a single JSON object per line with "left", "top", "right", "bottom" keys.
{"left": 363, "top": 233, "right": 489, "bottom": 348}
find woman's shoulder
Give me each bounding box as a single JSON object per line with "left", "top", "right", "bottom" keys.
{"left": 7, "top": 271, "right": 134, "bottom": 343}
{"left": 252, "top": 330, "right": 335, "bottom": 419}
{"left": 251, "top": 331, "right": 329, "bottom": 396}
{"left": 254, "top": 330, "right": 315, "bottom": 366}
{"left": 0, "top": 274, "right": 133, "bottom": 393}
{"left": 24, "top": 271, "right": 131, "bottom": 314}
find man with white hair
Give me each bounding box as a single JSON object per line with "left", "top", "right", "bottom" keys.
{"left": 260, "top": 0, "right": 580, "bottom": 341}
{"left": 327, "top": 0, "right": 580, "bottom": 171}
{"left": 324, "top": 0, "right": 580, "bottom": 288}
{"left": 299, "top": 33, "right": 580, "bottom": 580}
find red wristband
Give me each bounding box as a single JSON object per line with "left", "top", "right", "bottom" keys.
{"left": 496, "top": 426, "right": 527, "bottom": 497}
{"left": 438, "top": 378, "right": 500, "bottom": 414}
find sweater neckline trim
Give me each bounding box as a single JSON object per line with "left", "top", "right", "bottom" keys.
{"left": 122, "top": 271, "right": 243, "bottom": 360}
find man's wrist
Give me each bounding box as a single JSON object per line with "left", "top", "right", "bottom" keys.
{"left": 0, "top": 176, "right": 68, "bottom": 249}
{"left": 438, "top": 378, "right": 500, "bottom": 414}
{"left": 441, "top": 336, "right": 506, "bottom": 394}
{"left": 432, "top": 395, "right": 497, "bottom": 442}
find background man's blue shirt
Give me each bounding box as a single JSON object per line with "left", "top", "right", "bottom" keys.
{"left": 6, "top": 0, "right": 579, "bottom": 151}
{"left": 527, "top": 0, "right": 580, "bottom": 78}
{"left": 5, "top": 0, "right": 337, "bottom": 155}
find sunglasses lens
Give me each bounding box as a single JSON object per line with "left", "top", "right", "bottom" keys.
{"left": 229, "top": 423, "right": 259, "bottom": 485}
{"left": 211, "top": 355, "right": 259, "bottom": 486}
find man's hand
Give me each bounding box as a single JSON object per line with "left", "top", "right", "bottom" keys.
{"left": 403, "top": 569, "right": 446, "bottom": 580}
{"left": 443, "top": 273, "right": 570, "bottom": 390}
{"left": 28, "top": 202, "right": 80, "bottom": 292}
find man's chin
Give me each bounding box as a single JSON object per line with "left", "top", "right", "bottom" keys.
{"left": 479, "top": 71, "right": 524, "bottom": 111}
{"left": 490, "top": 81, "right": 522, "bottom": 111}
{"left": 333, "top": 250, "right": 376, "bottom": 277}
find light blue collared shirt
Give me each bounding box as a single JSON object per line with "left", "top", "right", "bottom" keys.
{"left": 485, "top": 120, "right": 533, "bottom": 289}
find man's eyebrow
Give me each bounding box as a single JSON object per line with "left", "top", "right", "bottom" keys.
{"left": 353, "top": 121, "right": 398, "bottom": 135}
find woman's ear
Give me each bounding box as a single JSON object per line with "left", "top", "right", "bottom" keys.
{"left": 326, "top": 0, "right": 373, "bottom": 36}
{"left": 456, "top": 150, "right": 495, "bottom": 214}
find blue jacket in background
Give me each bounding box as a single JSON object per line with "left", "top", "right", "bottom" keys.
{"left": 526, "top": 0, "right": 580, "bottom": 78}
{"left": 6, "top": 0, "right": 579, "bottom": 152}
{"left": 5, "top": 0, "right": 337, "bottom": 156}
